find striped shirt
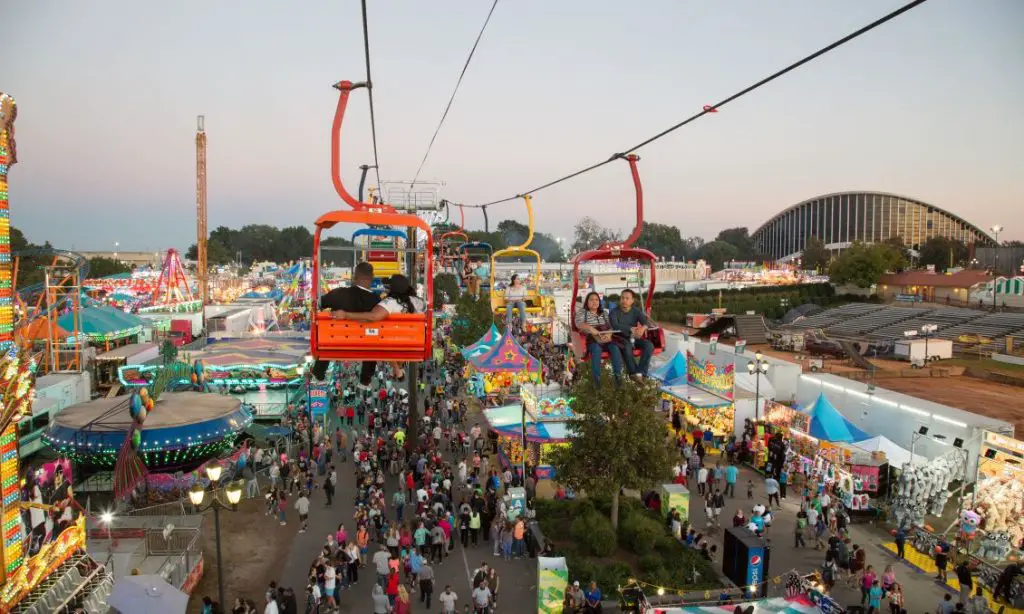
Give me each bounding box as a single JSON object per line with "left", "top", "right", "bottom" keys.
{"left": 575, "top": 308, "right": 611, "bottom": 330}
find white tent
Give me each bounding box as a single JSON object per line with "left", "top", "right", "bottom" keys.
{"left": 851, "top": 435, "right": 927, "bottom": 468}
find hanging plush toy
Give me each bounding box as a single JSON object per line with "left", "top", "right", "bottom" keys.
{"left": 960, "top": 510, "right": 982, "bottom": 539}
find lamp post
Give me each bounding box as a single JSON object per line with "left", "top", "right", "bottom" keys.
{"left": 920, "top": 324, "right": 937, "bottom": 363}
{"left": 991, "top": 224, "right": 1003, "bottom": 311}
{"left": 188, "top": 462, "right": 243, "bottom": 608}
{"left": 746, "top": 352, "right": 769, "bottom": 421}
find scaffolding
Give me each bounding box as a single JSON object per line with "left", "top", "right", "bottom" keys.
{"left": 44, "top": 262, "right": 83, "bottom": 372}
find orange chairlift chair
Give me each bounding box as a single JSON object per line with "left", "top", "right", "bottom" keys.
{"left": 568, "top": 154, "right": 665, "bottom": 360}
{"left": 311, "top": 80, "right": 434, "bottom": 363}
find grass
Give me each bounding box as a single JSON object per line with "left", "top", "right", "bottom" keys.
{"left": 535, "top": 497, "right": 720, "bottom": 595}
{"left": 937, "top": 357, "right": 1024, "bottom": 378}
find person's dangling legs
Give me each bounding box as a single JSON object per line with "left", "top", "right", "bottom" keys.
{"left": 515, "top": 301, "right": 527, "bottom": 328}
{"left": 587, "top": 342, "right": 604, "bottom": 386}
{"left": 606, "top": 343, "right": 625, "bottom": 386}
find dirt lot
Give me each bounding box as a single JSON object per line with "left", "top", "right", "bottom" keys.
{"left": 875, "top": 376, "right": 1024, "bottom": 435}
{"left": 185, "top": 496, "right": 292, "bottom": 613}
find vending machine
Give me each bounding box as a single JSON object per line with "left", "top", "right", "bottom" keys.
{"left": 722, "top": 526, "right": 771, "bottom": 598}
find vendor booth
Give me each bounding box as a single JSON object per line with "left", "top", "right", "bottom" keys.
{"left": 482, "top": 388, "right": 573, "bottom": 480}
{"left": 659, "top": 352, "right": 736, "bottom": 441}
{"left": 970, "top": 430, "right": 1024, "bottom": 560}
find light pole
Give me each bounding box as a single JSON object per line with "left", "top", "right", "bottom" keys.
{"left": 921, "top": 324, "right": 937, "bottom": 362}
{"left": 188, "top": 462, "right": 243, "bottom": 608}
{"left": 991, "top": 224, "right": 1002, "bottom": 311}
{"left": 746, "top": 352, "right": 769, "bottom": 421}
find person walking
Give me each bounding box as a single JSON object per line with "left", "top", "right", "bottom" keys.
{"left": 724, "top": 462, "right": 738, "bottom": 498}
{"left": 764, "top": 476, "right": 781, "bottom": 509}
{"left": 419, "top": 560, "right": 435, "bottom": 609}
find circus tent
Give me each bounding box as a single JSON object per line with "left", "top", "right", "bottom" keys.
{"left": 469, "top": 330, "right": 541, "bottom": 373}
{"left": 461, "top": 324, "right": 501, "bottom": 358}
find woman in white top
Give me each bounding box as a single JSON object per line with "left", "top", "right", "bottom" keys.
{"left": 332, "top": 274, "right": 426, "bottom": 379}
{"left": 503, "top": 274, "right": 528, "bottom": 325}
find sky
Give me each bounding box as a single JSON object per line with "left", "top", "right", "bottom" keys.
{"left": 3, "top": 0, "right": 1023, "bottom": 252}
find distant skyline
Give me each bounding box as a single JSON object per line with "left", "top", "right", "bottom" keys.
{"left": 3, "top": 0, "right": 1023, "bottom": 251}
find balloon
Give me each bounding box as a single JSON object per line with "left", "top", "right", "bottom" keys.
{"left": 145, "top": 397, "right": 154, "bottom": 411}
{"left": 129, "top": 393, "right": 142, "bottom": 417}
{"left": 130, "top": 429, "right": 142, "bottom": 450}
{"left": 139, "top": 387, "right": 149, "bottom": 399}
{"left": 137, "top": 407, "right": 148, "bottom": 422}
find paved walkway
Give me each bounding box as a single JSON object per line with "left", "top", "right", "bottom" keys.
{"left": 684, "top": 452, "right": 1000, "bottom": 612}
{"left": 279, "top": 397, "right": 535, "bottom": 613}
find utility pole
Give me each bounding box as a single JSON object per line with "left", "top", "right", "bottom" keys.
{"left": 406, "top": 224, "right": 420, "bottom": 448}
{"left": 196, "top": 116, "right": 208, "bottom": 307}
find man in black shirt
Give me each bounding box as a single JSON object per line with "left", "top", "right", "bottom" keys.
{"left": 312, "top": 262, "right": 380, "bottom": 386}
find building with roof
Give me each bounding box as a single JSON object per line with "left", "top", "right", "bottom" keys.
{"left": 875, "top": 269, "right": 992, "bottom": 303}
{"left": 751, "top": 191, "right": 995, "bottom": 263}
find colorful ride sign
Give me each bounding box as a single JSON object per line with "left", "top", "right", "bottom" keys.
{"left": 686, "top": 351, "right": 735, "bottom": 400}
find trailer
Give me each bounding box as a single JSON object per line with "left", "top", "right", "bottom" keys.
{"left": 894, "top": 338, "right": 953, "bottom": 366}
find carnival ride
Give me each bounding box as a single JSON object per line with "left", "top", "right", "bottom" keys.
{"left": 152, "top": 248, "right": 195, "bottom": 306}
{"left": 489, "top": 195, "right": 553, "bottom": 318}
{"left": 278, "top": 259, "right": 328, "bottom": 315}
{"left": 11, "top": 247, "right": 87, "bottom": 374}
{"left": 310, "top": 80, "right": 434, "bottom": 363}
{"left": 568, "top": 154, "right": 665, "bottom": 359}
{"left": 456, "top": 241, "right": 493, "bottom": 291}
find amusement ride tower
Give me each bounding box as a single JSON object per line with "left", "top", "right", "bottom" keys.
{"left": 195, "top": 115, "right": 208, "bottom": 306}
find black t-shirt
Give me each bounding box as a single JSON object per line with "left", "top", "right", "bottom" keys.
{"left": 320, "top": 285, "right": 380, "bottom": 312}
{"left": 955, "top": 564, "right": 972, "bottom": 587}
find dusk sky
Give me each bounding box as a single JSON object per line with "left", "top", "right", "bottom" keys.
{"left": 4, "top": 0, "right": 1023, "bottom": 252}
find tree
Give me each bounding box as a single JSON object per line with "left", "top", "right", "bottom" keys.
{"left": 548, "top": 373, "right": 673, "bottom": 531}
{"left": 714, "top": 227, "right": 762, "bottom": 261}
{"left": 571, "top": 217, "right": 618, "bottom": 254}
{"left": 433, "top": 273, "right": 459, "bottom": 306}
{"left": 696, "top": 240, "right": 739, "bottom": 270}
{"left": 827, "top": 241, "right": 891, "bottom": 288}
{"left": 918, "top": 237, "right": 968, "bottom": 272}
{"left": 11, "top": 226, "right": 54, "bottom": 287}
{"left": 636, "top": 222, "right": 690, "bottom": 261}
{"left": 450, "top": 292, "right": 496, "bottom": 347}
{"left": 160, "top": 339, "right": 179, "bottom": 364}
{"left": 88, "top": 257, "right": 132, "bottom": 278}
{"left": 801, "top": 236, "right": 830, "bottom": 272}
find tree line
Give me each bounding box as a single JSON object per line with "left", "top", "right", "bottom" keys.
{"left": 11, "top": 226, "right": 131, "bottom": 288}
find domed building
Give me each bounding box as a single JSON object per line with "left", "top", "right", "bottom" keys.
{"left": 751, "top": 191, "right": 995, "bottom": 262}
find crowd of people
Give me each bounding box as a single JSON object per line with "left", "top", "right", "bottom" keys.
{"left": 229, "top": 328, "right": 545, "bottom": 614}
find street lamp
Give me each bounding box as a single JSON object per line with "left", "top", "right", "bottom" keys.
{"left": 188, "top": 462, "right": 243, "bottom": 608}
{"left": 991, "top": 225, "right": 1003, "bottom": 311}
{"left": 746, "top": 352, "right": 769, "bottom": 421}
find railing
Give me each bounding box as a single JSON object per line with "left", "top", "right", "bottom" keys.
{"left": 179, "top": 336, "right": 208, "bottom": 352}
{"left": 125, "top": 499, "right": 187, "bottom": 518}
{"left": 246, "top": 402, "right": 289, "bottom": 416}
{"left": 148, "top": 527, "right": 203, "bottom": 590}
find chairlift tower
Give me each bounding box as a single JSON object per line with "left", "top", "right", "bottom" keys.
{"left": 44, "top": 263, "right": 82, "bottom": 371}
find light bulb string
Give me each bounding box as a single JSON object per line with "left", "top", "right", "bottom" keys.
{"left": 618, "top": 567, "right": 809, "bottom": 601}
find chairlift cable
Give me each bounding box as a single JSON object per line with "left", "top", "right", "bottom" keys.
{"left": 409, "top": 0, "right": 500, "bottom": 191}
{"left": 457, "top": 0, "right": 930, "bottom": 209}
{"left": 360, "top": 0, "right": 383, "bottom": 191}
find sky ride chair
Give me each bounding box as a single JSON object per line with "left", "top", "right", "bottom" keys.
{"left": 311, "top": 80, "right": 434, "bottom": 364}
{"left": 457, "top": 241, "right": 493, "bottom": 292}
{"left": 568, "top": 154, "right": 665, "bottom": 360}
{"left": 489, "top": 195, "right": 554, "bottom": 319}
{"left": 352, "top": 227, "right": 407, "bottom": 291}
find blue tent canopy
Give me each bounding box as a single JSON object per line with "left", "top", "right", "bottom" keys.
{"left": 651, "top": 351, "right": 687, "bottom": 383}
{"left": 801, "top": 392, "right": 872, "bottom": 443}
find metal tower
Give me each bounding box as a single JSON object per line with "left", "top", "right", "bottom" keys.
{"left": 195, "top": 115, "right": 208, "bottom": 306}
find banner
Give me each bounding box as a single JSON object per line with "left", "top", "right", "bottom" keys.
{"left": 686, "top": 351, "right": 734, "bottom": 400}
{"left": 307, "top": 383, "right": 331, "bottom": 417}
{"left": 538, "top": 557, "right": 569, "bottom": 613}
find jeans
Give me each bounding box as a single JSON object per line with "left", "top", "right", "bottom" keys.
{"left": 725, "top": 482, "right": 735, "bottom": 497}
{"left": 587, "top": 342, "right": 624, "bottom": 385}
{"left": 794, "top": 531, "right": 805, "bottom": 548}
{"left": 507, "top": 300, "right": 527, "bottom": 325}
{"left": 622, "top": 337, "right": 655, "bottom": 376}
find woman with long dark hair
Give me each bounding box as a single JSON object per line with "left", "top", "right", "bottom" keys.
{"left": 332, "top": 274, "right": 426, "bottom": 379}
{"left": 573, "top": 291, "right": 625, "bottom": 386}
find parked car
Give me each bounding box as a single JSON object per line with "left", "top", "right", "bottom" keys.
{"left": 804, "top": 339, "right": 846, "bottom": 359}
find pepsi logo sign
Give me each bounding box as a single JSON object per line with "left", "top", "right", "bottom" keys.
{"left": 750, "top": 555, "right": 762, "bottom": 565}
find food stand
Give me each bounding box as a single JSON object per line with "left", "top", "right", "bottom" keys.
{"left": 659, "top": 352, "right": 736, "bottom": 441}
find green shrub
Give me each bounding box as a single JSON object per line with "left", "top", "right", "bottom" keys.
{"left": 638, "top": 554, "right": 663, "bottom": 574}
{"left": 619, "top": 512, "right": 663, "bottom": 554}
{"left": 570, "top": 513, "right": 616, "bottom": 557}
{"left": 594, "top": 561, "right": 632, "bottom": 592}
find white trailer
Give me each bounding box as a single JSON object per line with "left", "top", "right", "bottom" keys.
{"left": 894, "top": 338, "right": 953, "bottom": 366}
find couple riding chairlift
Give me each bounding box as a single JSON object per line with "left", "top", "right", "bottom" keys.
{"left": 573, "top": 288, "right": 655, "bottom": 387}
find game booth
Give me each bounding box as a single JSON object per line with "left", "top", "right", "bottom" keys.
{"left": 658, "top": 351, "right": 736, "bottom": 445}
{"left": 482, "top": 388, "right": 573, "bottom": 480}
{"left": 968, "top": 430, "right": 1024, "bottom": 562}
{"left": 757, "top": 394, "right": 917, "bottom": 519}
